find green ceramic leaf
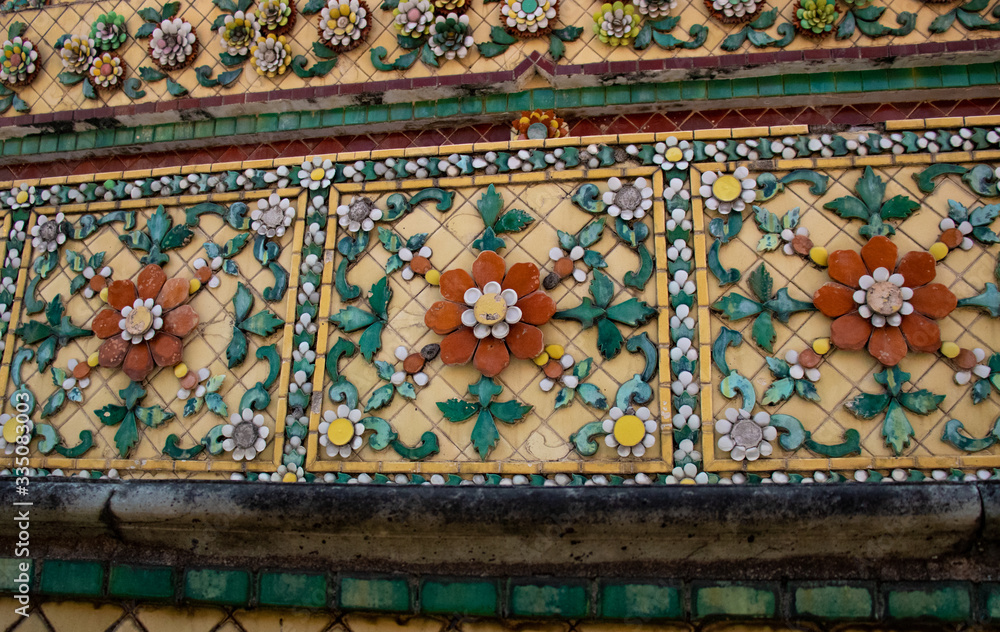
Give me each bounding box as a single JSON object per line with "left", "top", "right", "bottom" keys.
{"left": 766, "top": 289, "right": 815, "bottom": 321}
{"left": 226, "top": 327, "right": 248, "bottom": 368}
{"left": 390, "top": 431, "right": 439, "bottom": 460}
{"left": 95, "top": 403, "right": 128, "bottom": 426}
{"left": 374, "top": 360, "right": 395, "bottom": 381}
{"left": 571, "top": 183, "right": 603, "bottom": 213}
{"left": 747, "top": 264, "right": 773, "bottom": 303}
{"left": 573, "top": 357, "right": 593, "bottom": 380}
{"left": 576, "top": 383, "right": 608, "bottom": 410}
{"left": 804, "top": 428, "right": 862, "bottom": 457}
{"left": 963, "top": 164, "right": 1000, "bottom": 197}
{"left": 624, "top": 244, "right": 654, "bottom": 291}
{"left": 898, "top": 389, "right": 945, "bottom": 415}
{"left": 135, "top": 405, "right": 174, "bottom": 428}
{"left": 596, "top": 318, "right": 625, "bottom": 359}
{"left": 882, "top": 399, "right": 913, "bottom": 455}
{"left": 489, "top": 400, "right": 531, "bottom": 423}
{"left": 361, "top": 417, "right": 397, "bottom": 450}
{"left": 113, "top": 412, "right": 139, "bottom": 457}
{"left": 554, "top": 297, "right": 605, "bottom": 328}
{"left": 16, "top": 320, "right": 53, "bottom": 344}
{"left": 625, "top": 334, "right": 657, "bottom": 382}
{"left": 494, "top": 209, "right": 534, "bottom": 234}
{"left": 232, "top": 283, "right": 253, "bottom": 323}
{"left": 40, "top": 390, "right": 66, "bottom": 418}
{"left": 590, "top": 271, "right": 615, "bottom": 309}
{"left": 712, "top": 292, "right": 762, "bottom": 321}
{"left": 239, "top": 382, "right": 271, "bottom": 411}
{"left": 762, "top": 377, "right": 794, "bottom": 405}
{"left": 570, "top": 421, "right": 608, "bottom": 456}
{"left": 470, "top": 408, "right": 499, "bottom": 460}
{"left": 941, "top": 418, "right": 1000, "bottom": 452}
{"left": 239, "top": 310, "right": 283, "bottom": 336}
{"left": 437, "top": 398, "right": 479, "bottom": 421}
{"left": 712, "top": 327, "right": 743, "bottom": 376}
{"left": 720, "top": 371, "right": 756, "bottom": 411}
{"left": 330, "top": 306, "right": 378, "bottom": 331}
{"left": 769, "top": 413, "right": 805, "bottom": 450}
{"left": 794, "top": 379, "right": 820, "bottom": 402}
{"left": 553, "top": 387, "right": 573, "bottom": 409}
{"left": 139, "top": 66, "right": 166, "bottom": 82}
{"left": 846, "top": 391, "right": 891, "bottom": 418}
{"left": 166, "top": 78, "right": 188, "bottom": 97}
{"left": 365, "top": 384, "right": 395, "bottom": 412}
{"left": 358, "top": 321, "right": 385, "bottom": 362}
{"left": 36, "top": 337, "right": 57, "bottom": 373}
{"left": 183, "top": 397, "right": 203, "bottom": 416}
{"left": 368, "top": 277, "right": 392, "bottom": 317}
{"left": 162, "top": 434, "right": 205, "bottom": 460}
{"left": 605, "top": 298, "right": 656, "bottom": 326}
{"left": 205, "top": 393, "right": 228, "bottom": 418}
{"left": 477, "top": 184, "right": 504, "bottom": 228}
{"left": 397, "top": 382, "right": 417, "bottom": 400}
{"left": 824, "top": 195, "right": 869, "bottom": 221}
{"left": 880, "top": 195, "right": 920, "bottom": 220}
{"left": 578, "top": 218, "right": 605, "bottom": 248}
{"left": 473, "top": 226, "right": 505, "bottom": 252}
{"left": 53, "top": 430, "right": 93, "bottom": 458}
{"left": 468, "top": 376, "right": 503, "bottom": 406}
{"left": 615, "top": 374, "right": 653, "bottom": 410}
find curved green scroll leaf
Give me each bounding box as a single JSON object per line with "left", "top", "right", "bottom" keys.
{"left": 721, "top": 371, "right": 756, "bottom": 411}
{"left": 256, "top": 345, "right": 280, "bottom": 389}
{"left": 24, "top": 276, "right": 45, "bottom": 314}
{"left": 326, "top": 337, "right": 357, "bottom": 382}
{"left": 11, "top": 348, "right": 32, "bottom": 387}
{"left": 162, "top": 434, "right": 206, "bottom": 460}
{"left": 615, "top": 374, "right": 653, "bottom": 411}
{"left": 804, "top": 428, "right": 862, "bottom": 457}
{"left": 53, "top": 430, "right": 93, "bottom": 458}
{"left": 570, "top": 421, "right": 608, "bottom": 456}
{"left": 708, "top": 240, "right": 741, "bottom": 286}
{"left": 712, "top": 327, "right": 743, "bottom": 376}
{"left": 35, "top": 423, "right": 59, "bottom": 453}
{"left": 335, "top": 258, "right": 361, "bottom": 301}
{"left": 964, "top": 164, "right": 1000, "bottom": 197}
{"left": 781, "top": 169, "right": 830, "bottom": 195}
{"left": 362, "top": 417, "right": 398, "bottom": 450}
{"left": 941, "top": 417, "right": 1000, "bottom": 452}
{"left": 410, "top": 188, "right": 454, "bottom": 212}
{"left": 239, "top": 382, "right": 271, "bottom": 412}
{"left": 262, "top": 261, "right": 289, "bottom": 302}
{"left": 201, "top": 425, "right": 226, "bottom": 455}
{"left": 769, "top": 413, "right": 805, "bottom": 451}
{"left": 390, "top": 432, "right": 440, "bottom": 460}
{"left": 626, "top": 332, "right": 658, "bottom": 383}
{"left": 329, "top": 377, "right": 359, "bottom": 410}
{"left": 913, "top": 163, "right": 969, "bottom": 193}
{"left": 572, "top": 183, "right": 603, "bottom": 213}
{"left": 624, "top": 243, "right": 654, "bottom": 291}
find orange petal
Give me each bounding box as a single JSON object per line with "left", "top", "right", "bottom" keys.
{"left": 515, "top": 292, "right": 557, "bottom": 326}
{"left": 98, "top": 337, "right": 130, "bottom": 368}
{"left": 156, "top": 277, "right": 189, "bottom": 312}
{"left": 909, "top": 283, "right": 957, "bottom": 320}
{"left": 473, "top": 337, "right": 510, "bottom": 377}
{"left": 439, "top": 328, "right": 477, "bottom": 366}
{"left": 122, "top": 342, "right": 154, "bottom": 382}
{"left": 502, "top": 262, "right": 540, "bottom": 297}
{"left": 868, "top": 326, "right": 907, "bottom": 367}
{"left": 813, "top": 283, "right": 856, "bottom": 318}
{"left": 136, "top": 264, "right": 167, "bottom": 300}
{"left": 900, "top": 313, "right": 941, "bottom": 353}
{"left": 827, "top": 250, "right": 866, "bottom": 288}
{"left": 506, "top": 322, "right": 544, "bottom": 359}
{"left": 439, "top": 269, "right": 475, "bottom": 303}
{"left": 830, "top": 313, "right": 872, "bottom": 350}
{"left": 472, "top": 251, "right": 506, "bottom": 290}
{"left": 149, "top": 332, "right": 183, "bottom": 367}
{"left": 92, "top": 308, "right": 123, "bottom": 339}
{"left": 861, "top": 235, "right": 897, "bottom": 274}
{"left": 161, "top": 305, "right": 199, "bottom": 337}
{"left": 895, "top": 250, "right": 936, "bottom": 288}
{"left": 107, "top": 280, "right": 138, "bottom": 311}
{"left": 425, "top": 301, "right": 465, "bottom": 335}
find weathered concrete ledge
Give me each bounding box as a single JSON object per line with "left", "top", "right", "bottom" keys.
{"left": 1, "top": 481, "right": 996, "bottom": 581}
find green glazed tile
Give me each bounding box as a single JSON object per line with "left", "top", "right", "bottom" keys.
{"left": 234, "top": 116, "right": 256, "bottom": 135}
{"left": 886, "top": 68, "right": 915, "bottom": 91}
{"left": 20, "top": 135, "right": 39, "bottom": 154}
{"left": 93, "top": 130, "right": 115, "bottom": 149}
{"left": 173, "top": 122, "right": 194, "bottom": 141}
{"left": 600, "top": 582, "right": 681, "bottom": 619}
{"left": 133, "top": 126, "right": 155, "bottom": 144}
{"left": 984, "top": 583, "right": 1000, "bottom": 620}
{"left": 860, "top": 70, "right": 889, "bottom": 92}
{"left": 2, "top": 138, "right": 20, "bottom": 157}
{"left": 606, "top": 85, "right": 630, "bottom": 105}
{"left": 41, "top": 134, "right": 63, "bottom": 152}
{"left": 783, "top": 74, "right": 810, "bottom": 96}
{"left": 414, "top": 101, "right": 436, "bottom": 119}
{"left": 580, "top": 87, "right": 605, "bottom": 107}
{"left": 113, "top": 128, "right": 134, "bottom": 146}
{"left": 343, "top": 106, "right": 366, "bottom": 126}
{"left": 184, "top": 569, "right": 250, "bottom": 605}
{"left": 912, "top": 66, "right": 942, "bottom": 89}
{"left": 656, "top": 82, "right": 680, "bottom": 101}
{"left": 57, "top": 134, "right": 77, "bottom": 152}
{"left": 366, "top": 105, "right": 389, "bottom": 124}
{"left": 460, "top": 97, "right": 481, "bottom": 115}
{"left": 793, "top": 584, "right": 873, "bottom": 619}
{"left": 731, "top": 77, "right": 758, "bottom": 98}
{"left": 108, "top": 565, "right": 174, "bottom": 600}
{"left": 757, "top": 75, "right": 783, "bottom": 97}
{"left": 680, "top": 80, "right": 707, "bottom": 100}
{"left": 941, "top": 65, "right": 970, "bottom": 88}
{"left": 436, "top": 98, "right": 461, "bottom": 118}
{"left": 694, "top": 583, "right": 775, "bottom": 618}
{"left": 214, "top": 117, "right": 236, "bottom": 136}
{"left": 259, "top": 571, "right": 326, "bottom": 608}
{"left": 835, "top": 71, "right": 863, "bottom": 93}
{"left": 506, "top": 91, "right": 530, "bottom": 111}
{"left": 40, "top": 560, "right": 104, "bottom": 597}
{"left": 255, "top": 113, "right": 278, "bottom": 133}
{"left": 421, "top": 579, "right": 498, "bottom": 615}
{"left": 630, "top": 84, "right": 656, "bottom": 104}
{"left": 509, "top": 581, "right": 589, "bottom": 618}
{"left": 707, "top": 79, "right": 732, "bottom": 100}
{"left": 340, "top": 576, "right": 411, "bottom": 612}
{"left": 389, "top": 103, "right": 413, "bottom": 121}
{"left": 809, "top": 72, "right": 836, "bottom": 94}
{"left": 967, "top": 63, "right": 998, "bottom": 86}
{"left": 193, "top": 119, "right": 215, "bottom": 139}
{"left": 886, "top": 585, "right": 970, "bottom": 621}
{"left": 277, "top": 113, "right": 300, "bottom": 131}
{"left": 0, "top": 558, "right": 31, "bottom": 592}
{"left": 321, "top": 108, "right": 344, "bottom": 127}
{"left": 532, "top": 88, "right": 555, "bottom": 109}
{"left": 485, "top": 94, "right": 508, "bottom": 114}
{"left": 299, "top": 110, "right": 322, "bottom": 129}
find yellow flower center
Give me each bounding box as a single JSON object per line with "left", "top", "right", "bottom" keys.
{"left": 665, "top": 146, "right": 684, "bottom": 162}
{"left": 3, "top": 420, "right": 23, "bottom": 443}
{"left": 125, "top": 305, "right": 153, "bottom": 335}
{"left": 613, "top": 414, "right": 645, "bottom": 447}
{"left": 712, "top": 175, "right": 742, "bottom": 203}
{"left": 327, "top": 417, "right": 355, "bottom": 446}
{"left": 282, "top": 472, "right": 298, "bottom": 482}
{"left": 310, "top": 167, "right": 326, "bottom": 181}
{"left": 474, "top": 293, "right": 507, "bottom": 326}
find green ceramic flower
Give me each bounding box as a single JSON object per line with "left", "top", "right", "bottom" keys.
{"left": 56, "top": 34, "right": 95, "bottom": 75}
{"left": 428, "top": 13, "right": 473, "bottom": 60}
{"left": 796, "top": 0, "right": 839, "bottom": 33}
{"left": 256, "top": 0, "right": 294, "bottom": 33}
{"left": 90, "top": 12, "right": 128, "bottom": 51}
{"left": 592, "top": 1, "right": 641, "bottom": 47}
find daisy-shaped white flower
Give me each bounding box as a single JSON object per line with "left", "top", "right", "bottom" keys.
{"left": 252, "top": 193, "right": 295, "bottom": 238}
{"left": 9, "top": 219, "right": 25, "bottom": 242}
{"left": 297, "top": 157, "right": 336, "bottom": 191}
{"left": 667, "top": 238, "right": 692, "bottom": 263}
{"left": 699, "top": 166, "right": 756, "bottom": 215}
{"left": 81, "top": 265, "right": 113, "bottom": 299}
{"left": 0, "top": 413, "right": 31, "bottom": 455}
{"left": 955, "top": 347, "right": 991, "bottom": 385}
{"left": 939, "top": 217, "right": 974, "bottom": 251}
{"left": 336, "top": 196, "right": 383, "bottom": 233}
{"left": 0, "top": 276, "right": 15, "bottom": 296}
{"left": 654, "top": 138, "right": 693, "bottom": 172}
{"left": 547, "top": 245, "right": 587, "bottom": 284}
{"left": 399, "top": 245, "right": 432, "bottom": 281}
{"left": 603, "top": 177, "right": 653, "bottom": 221}
{"left": 6, "top": 184, "right": 35, "bottom": 210}
{"left": 538, "top": 351, "right": 576, "bottom": 392}
{"left": 222, "top": 409, "right": 270, "bottom": 461}
{"left": 853, "top": 266, "right": 913, "bottom": 328}
{"left": 784, "top": 349, "right": 821, "bottom": 382}
{"left": 673, "top": 437, "right": 701, "bottom": 463}
{"left": 30, "top": 213, "right": 67, "bottom": 253}
{"left": 602, "top": 406, "right": 656, "bottom": 457}
{"left": 319, "top": 405, "right": 364, "bottom": 458}
{"left": 716, "top": 408, "right": 776, "bottom": 462}
{"left": 119, "top": 297, "right": 165, "bottom": 344}
{"left": 260, "top": 464, "right": 306, "bottom": 482}
{"left": 460, "top": 281, "right": 523, "bottom": 340}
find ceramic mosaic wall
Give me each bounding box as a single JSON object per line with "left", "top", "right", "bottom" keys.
{"left": 1, "top": 116, "right": 1000, "bottom": 484}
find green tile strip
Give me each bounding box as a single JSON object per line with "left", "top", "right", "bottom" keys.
{"left": 600, "top": 582, "right": 682, "bottom": 619}
{"left": 259, "top": 571, "right": 327, "bottom": 608}
{"left": 340, "top": 576, "right": 412, "bottom": 612}
{"left": 886, "top": 584, "right": 971, "bottom": 621}
{"left": 0, "top": 558, "right": 31, "bottom": 593}
{"left": 694, "top": 583, "right": 777, "bottom": 618}
{"left": 792, "top": 583, "right": 873, "bottom": 619}
{"left": 3, "top": 62, "right": 998, "bottom": 159}
{"left": 184, "top": 568, "right": 251, "bottom": 605}
{"left": 509, "top": 581, "right": 589, "bottom": 618}
{"left": 108, "top": 565, "right": 174, "bottom": 600}
{"left": 421, "top": 578, "right": 498, "bottom": 616}
{"left": 39, "top": 560, "right": 104, "bottom": 597}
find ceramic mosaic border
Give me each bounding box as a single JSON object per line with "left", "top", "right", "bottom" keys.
{"left": 1, "top": 557, "right": 997, "bottom": 623}
{"left": 1, "top": 116, "right": 1000, "bottom": 484}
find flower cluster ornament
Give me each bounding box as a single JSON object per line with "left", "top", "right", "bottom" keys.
{"left": 705, "top": 0, "right": 761, "bottom": 22}
{"left": 251, "top": 193, "right": 295, "bottom": 238}
{"left": 502, "top": 0, "right": 557, "bottom": 37}
{"left": 218, "top": 10, "right": 260, "bottom": 56}
{"left": 318, "top": 0, "right": 371, "bottom": 51}
{"left": 604, "top": 177, "right": 653, "bottom": 221}
{"left": 592, "top": 2, "right": 641, "bottom": 47}
{"left": 635, "top": 0, "right": 675, "bottom": 18}
{"left": 56, "top": 34, "right": 95, "bottom": 75}
{"left": 91, "top": 264, "right": 200, "bottom": 382}
{"left": 716, "top": 408, "right": 776, "bottom": 461}
{"left": 654, "top": 137, "right": 694, "bottom": 171}
{"left": 699, "top": 167, "right": 757, "bottom": 214}
{"left": 148, "top": 18, "right": 198, "bottom": 71}
{"left": 88, "top": 53, "right": 125, "bottom": 91}
{"left": 812, "top": 236, "right": 957, "bottom": 367}
{"left": 795, "top": 0, "right": 839, "bottom": 36}
{"left": 432, "top": 0, "right": 468, "bottom": 15}
{"left": 953, "top": 347, "right": 990, "bottom": 386}
{"left": 0, "top": 37, "right": 39, "bottom": 86}
{"left": 393, "top": 0, "right": 435, "bottom": 38}
{"left": 337, "top": 196, "right": 383, "bottom": 233}
{"left": 222, "top": 409, "right": 270, "bottom": 461}
{"left": 31, "top": 213, "right": 67, "bottom": 253}
{"left": 511, "top": 110, "right": 569, "bottom": 140}
{"left": 428, "top": 13, "right": 474, "bottom": 60}
{"left": 251, "top": 34, "right": 292, "bottom": 77}
{"left": 256, "top": 0, "right": 296, "bottom": 35}
{"left": 425, "top": 251, "right": 556, "bottom": 377}
{"left": 547, "top": 245, "right": 587, "bottom": 284}
{"left": 91, "top": 12, "right": 128, "bottom": 51}
{"left": 319, "top": 405, "right": 364, "bottom": 458}
{"left": 298, "top": 157, "right": 336, "bottom": 190}
{"left": 6, "top": 183, "right": 35, "bottom": 210}
{"left": 603, "top": 406, "right": 656, "bottom": 457}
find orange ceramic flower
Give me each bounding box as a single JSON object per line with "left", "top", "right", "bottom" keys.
{"left": 425, "top": 251, "right": 556, "bottom": 377}
{"left": 511, "top": 109, "right": 569, "bottom": 141}
{"left": 91, "top": 264, "right": 200, "bottom": 382}
{"left": 812, "top": 236, "right": 956, "bottom": 367}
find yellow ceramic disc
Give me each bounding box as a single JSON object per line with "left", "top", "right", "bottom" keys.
{"left": 15, "top": 190, "right": 28, "bottom": 204}
{"left": 613, "top": 414, "right": 645, "bottom": 447}
{"left": 327, "top": 417, "right": 355, "bottom": 446}
{"left": 282, "top": 472, "right": 298, "bottom": 483}
{"left": 711, "top": 175, "right": 742, "bottom": 203}
{"left": 664, "top": 146, "right": 684, "bottom": 162}
{"left": 310, "top": 167, "right": 325, "bottom": 181}
{"left": 474, "top": 294, "right": 507, "bottom": 326}
{"left": 3, "top": 420, "right": 21, "bottom": 443}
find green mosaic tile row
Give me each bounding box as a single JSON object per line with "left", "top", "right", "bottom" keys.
{"left": 3, "top": 63, "right": 998, "bottom": 160}
{"left": 2, "top": 557, "right": 997, "bottom": 623}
